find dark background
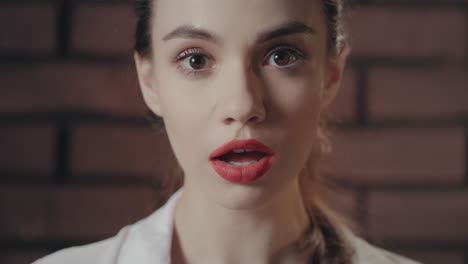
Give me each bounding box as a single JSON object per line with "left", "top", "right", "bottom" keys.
{"left": 0, "top": 0, "right": 467, "bottom": 263}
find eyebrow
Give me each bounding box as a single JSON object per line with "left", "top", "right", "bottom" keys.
{"left": 162, "top": 21, "right": 316, "bottom": 44}
{"left": 162, "top": 24, "right": 221, "bottom": 43}
{"left": 257, "top": 21, "right": 316, "bottom": 42}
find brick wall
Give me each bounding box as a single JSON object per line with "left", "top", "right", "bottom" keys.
{"left": 0, "top": 0, "right": 467, "bottom": 263}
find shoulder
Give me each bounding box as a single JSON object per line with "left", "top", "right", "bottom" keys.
{"left": 33, "top": 226, "right": 131, "bottom": 264}
{"left": 350, "top": 236, "right": 422, "bottom": 264}
{"left": 32, "top": 190, "right": 182, "bottom": 264}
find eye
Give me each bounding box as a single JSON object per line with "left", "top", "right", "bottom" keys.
{"left": 175, "top": 48, "right": 214, "bottom": 74}
{"left": 266, "top": 46, "right": 305, "bottom": 67}
{"left": 186, "top": 55, "right": 207, "bottom": 70}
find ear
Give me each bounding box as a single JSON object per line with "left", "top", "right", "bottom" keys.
{"left": 134, "top": 52, "right": 163, "bottom": 117}
{"left": 321, "top": 44, "right": 350, "bottom": 109}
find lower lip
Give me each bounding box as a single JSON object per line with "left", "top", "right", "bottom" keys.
{"left": 210, "top": 155, "right": 276, "bottom": 184}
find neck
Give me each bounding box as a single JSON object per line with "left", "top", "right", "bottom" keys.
{"left": 171, "top": 180, "right": 312, "bottom": 264}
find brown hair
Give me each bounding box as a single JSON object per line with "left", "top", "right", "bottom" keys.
{"left": 133, "top": 0, "right": 355, "bottom": 263}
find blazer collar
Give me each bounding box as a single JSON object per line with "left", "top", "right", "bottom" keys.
{"left": 117, "top": 188, "right": 184, "bottom": 264}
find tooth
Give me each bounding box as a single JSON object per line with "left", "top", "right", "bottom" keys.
{"left": 228, "top": 160, "right": 257, "bottom": 166}
{"left": 233, "top": 149, "right": 245, "bottom": 153}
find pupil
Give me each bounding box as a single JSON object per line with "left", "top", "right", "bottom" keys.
{"left": 274, "top": 51, "right": 290, "bottom": 66}
{"left": 189, "top": 55, "right": 206, "bottom": 69}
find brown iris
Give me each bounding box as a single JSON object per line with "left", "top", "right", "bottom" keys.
{"left": 273, "top": 50, "right": 297, "bottom": 66}
{"left": 189, "top": 55, "right": 206, "bottom": 70}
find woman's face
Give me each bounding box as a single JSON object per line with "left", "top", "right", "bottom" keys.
{"left": 135, "top": 0, "right": 345, "bottom": 209}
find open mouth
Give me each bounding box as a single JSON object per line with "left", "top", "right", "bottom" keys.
{"left": 216, "top": 149, "right": 268, "bottom": 166}
{"left": 209, "top": 139, "right": 276, "bottom": 184}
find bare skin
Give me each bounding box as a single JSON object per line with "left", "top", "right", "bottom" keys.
{"left": 171, "top": 178, "right": 312, "bottom": 264}
{"left": 134, "top": 0, "right": 348, "bottom": 263}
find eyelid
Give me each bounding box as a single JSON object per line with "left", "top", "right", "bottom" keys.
{"left": 175, "top": 47, "right": 205, "bottom": 62}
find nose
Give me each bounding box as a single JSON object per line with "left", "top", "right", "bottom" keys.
{"left": 219, "top": 62, "right": 266, "bottom": 126}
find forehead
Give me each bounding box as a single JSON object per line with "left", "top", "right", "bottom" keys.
{"left": 151, "top": 0, "right": 326, "bottom": 44}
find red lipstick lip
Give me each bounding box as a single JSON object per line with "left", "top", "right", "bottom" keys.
{"left": 209, "top": 138, "right": 276, "bottom": 184}
{"left": 209, "top": 138, "right": 275, "bottom": 160}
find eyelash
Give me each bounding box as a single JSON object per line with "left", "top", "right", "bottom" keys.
{"left": 175, "top": 47, "right": 204, "bottom": 62}
{"left": 174, "top": 45, "right": 307, "bottom": 77}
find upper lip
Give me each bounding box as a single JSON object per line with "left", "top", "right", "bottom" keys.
{"left": 209, "top": 138, "right": 275, "bottom": 160}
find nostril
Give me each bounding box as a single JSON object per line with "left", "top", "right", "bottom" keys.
{"left": 224, "top": 115, "right": 261, "bottom": 125}
{"left": 223, "top": 104, "right": 266, "bottom": 125}
{"left": 223, "top": 117, "right": 235, "bottom": 124}
{"left": 249, "top": 116, "right": 259, "bottom": 122}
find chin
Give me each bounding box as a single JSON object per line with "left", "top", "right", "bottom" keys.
{"left": 217, "top": 185, "right": 269, "bottom": 210}
{"left": 213, "top": 176, "right": 290, "bottom": 211}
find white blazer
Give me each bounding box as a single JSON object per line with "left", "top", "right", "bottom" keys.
{"left": 33, "top": 189, "right": 421, "bottom": 264}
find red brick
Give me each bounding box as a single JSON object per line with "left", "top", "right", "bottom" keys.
{"left": 0, "top": 124, "right": 54, "bottom": 174}
{"left": 71, "top": 124, "right": 177, "bottom": 180}
{"left": 0, "top": 250, "right": 50, "bottom": 264}
{"left": 368, "top": 190, "right": 468, "bottom": 241}
{"left": 0, "top": 185, "right": 160, "bottom": 241}
{"left": 51, "top": 186, "right": 157, "bottom": 239}
{"left": 71, "top": 4, "right": 136, "bottom": 55}
{"left": 0, "top": 187, "right": 50, "bottom": 240}
{"left": 0, "top": 3, "right": 55, "bottom": 54}
{"left": 369, "top": 67, "right": 468, "bottom": 121}
{"left": 398, "top": 250, "right": 465, "bottom": 264}
{"left": 348, "top": 8, "right": 466, "bottom": 57}
{"left": 322, "top": 128, "right": 465, "bottom": 184}
{"left": 0, "top": 63, "right": 146, "bottom": 116}
{"left": 329, "top": 68, "right": 357, "bottom": 123}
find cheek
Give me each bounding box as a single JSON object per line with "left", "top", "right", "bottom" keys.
{"left": 267, "top": 71, "right": 323, "bottom": 125}
{"left": 155, "top": 58, "right": 208, "bottom": 128}
{"left": 155, "top": 78, "right": 208, "bottom": 171}
{"left": 264, "top": 68, "right": 325, "bottom": 161}
{"left": 266, "top": 75, "right": 324, "bottom": 175}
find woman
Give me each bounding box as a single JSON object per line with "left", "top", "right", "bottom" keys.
{"left": 34, "top": 0, "right": 421, "bottom": 263}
